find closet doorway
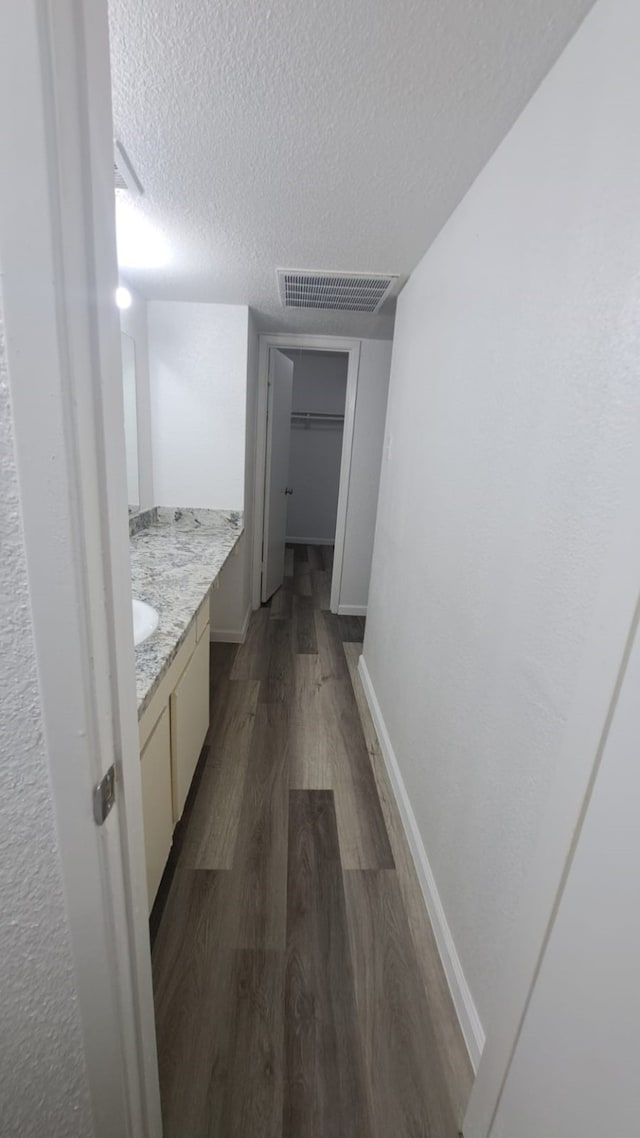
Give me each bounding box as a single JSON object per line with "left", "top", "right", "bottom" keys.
{"left": 253, "top": 335, "right": 362, "bottom": 614}
{"left": 283, "top": 345, "right": 347, "bottom": 557}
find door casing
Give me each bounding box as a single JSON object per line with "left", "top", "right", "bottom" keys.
{"left": 0, "top": 3, "right": 161, "bottom": 1134}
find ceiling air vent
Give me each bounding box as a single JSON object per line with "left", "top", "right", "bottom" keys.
{"left": 114, "top": 140, "right": 143, "bottom": 196}
{"left": 277, "top": 270, "right": 398, "bottom": 314}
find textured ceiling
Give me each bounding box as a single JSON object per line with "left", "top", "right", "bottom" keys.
{"left": 108, "top": 0, "right": 594, "bottom": 339}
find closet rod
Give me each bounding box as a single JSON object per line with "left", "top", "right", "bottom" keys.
{"left": 290, "top": 411, "right": 345, "bottom": 421}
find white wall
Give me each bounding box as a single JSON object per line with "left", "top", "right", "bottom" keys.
{"left": 363, "top": 0, "right": 640, "bottom": 1055}
{"left": 119, "top": 282, "right": 153, "bottom": 510}
{"left": 209, "top": 311, "right": 260, "bottom": 641}
{"left": 121, "top": 331, "right": 139, "bottom": 506}
{"left": 148, "top": 301, "right": 249, "bottom": 509}
{"left": 284, "top": 351, "right": 347, "bottom": 544}
{"left": 340, "top": 339, "right": 391, "bottom": 611}
{"left": 490, "top": 606, "right": 640, "bottom": 1138}
{"left": 146, "top": 299, "right": 258, "bottom": 641}
{"left": 0, "top": 304, "right": 94, "bottom": 1135}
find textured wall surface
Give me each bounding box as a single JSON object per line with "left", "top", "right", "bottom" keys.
{"left": 0, "top": 307, "right": 94, "bottom": 1134}
{"left": 340, "top": 339, "right": 391, "bottom": 610}
{"left": 148, "top": 301, "right": 249, "bottom": 509}
{"left": 108, "top": 0, "right": 594, "bottom": 338}
{"left": 364, "top": 0, "right": 640, "bottom": 1035}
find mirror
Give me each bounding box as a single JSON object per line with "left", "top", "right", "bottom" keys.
{"left": 121, "top": 331, "right": 139, "bottom": 512}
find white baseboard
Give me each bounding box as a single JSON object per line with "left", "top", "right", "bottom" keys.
{"left": 210, "top": 605, "right": 251, "bottom": 644}
{"left": 358, "top": 654, "right": 486, "bottom": 1072}
{"left": 337, "top": 604, "right": 367, "bottom": 617}
{"left": 285, "top": 536, "right": 335, "bottom": 546}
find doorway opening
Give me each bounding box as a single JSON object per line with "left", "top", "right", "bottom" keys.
{"left": 284, "top": 348, "right": 347, "bottom": 551}
{"left": 253, "top": 335, "right": 362, "bottom": 614}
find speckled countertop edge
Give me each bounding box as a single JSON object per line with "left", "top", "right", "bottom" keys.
{"left": 129, "top": 506, "right": 158, "bottom": 537}
{"left": 130, "top": 508, "right": 243, "bottom": 718}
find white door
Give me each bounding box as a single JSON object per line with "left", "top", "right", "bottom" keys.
{"left": 488, "top": 613, "right": 640, "bottom": 1138}
{"left": 262, "top": 349, "right": 294, "bottom": 602}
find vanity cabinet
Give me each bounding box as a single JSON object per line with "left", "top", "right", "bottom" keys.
{"left": 171, "top": 620, "right": 210, "bottom": 822}
{"left": 138, "top": 593, "right": 210, "bottom": 912}
{"left": 139, "top": 705, "right": 173, "bottom": 909}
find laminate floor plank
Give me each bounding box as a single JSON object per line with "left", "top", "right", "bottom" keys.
{"left": 289, "top": 653, "right": 334, "bottom": 790}
{"left": 284, "top": 791, "right": 371, "bottom": 1138}
{"left": 260, "top": 615, "right": 295, "bottom": 704}
{"left": 231, "top": 702, "right": 290, "bottom": 951}
{"left": 316, "top": 613, "right": 394, "bottom": 869}
{"left": 270, "top": 584, "right": 293, "bottom": 621}
{"left": 179, "top": 678, "right": 260, "bottom": 869}
{"left": 149, "top": 740, "right": 210, "bottom": 950}
{"left": 294, "top": 593, "right": 318, "bottom": 654}
{"left": 293, "top": 543, "right": 308, "bottom": 565}
{"left": 288, "top": 614, "right": 393, "bottom": 867}
{"left": 293, "top": 569, "right": 313, "bottom": 597}
{"left": 321, "top": 545, "right": 334, "bottom": 572}
{"left": 314, "top": 607, "right": 345, "bottom": 680}
{"left": 152, "top": 869, "right": 234, "bottom": 1138}
{"left": 230, "top": 607, "right": 270, "bottom": 681}
{"left": 306, "top": 544, "right": 323, "bottom": 570}
{"left": 342, "top": 643, "right": 377, "bottom": 754}
{"left": 284, "top": 545, "right": 295, "bottom": 578}
{"left": 219, "top": 949, "right": 284, "bottom": 1138}
{"left": 310, "top": 568, "right": 331, "bottom": 610}
{"left": 343, "top": 642, "right": 474, "bottom": 1122}
{"left": 210, "top": 640, "right": 238, "bottom": 685}
{"left": 344, "top": 869, "right": 459, "bottom": 1138}
{"left": 336, "top": 614, "right": 366, "bottom": 642}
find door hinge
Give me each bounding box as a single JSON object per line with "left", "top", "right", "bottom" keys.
{"left": 93, "top": 764, "right": 116, "bottom": 825}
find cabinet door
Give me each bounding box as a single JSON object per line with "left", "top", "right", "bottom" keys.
{"left": 170, "top": 629, "right": 210, "bottom": 822}
{"left": 139, "top": 704, "right": 173, "bottom": 913}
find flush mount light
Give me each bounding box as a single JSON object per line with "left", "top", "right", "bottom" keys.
{"left": 116, "top": 285, "right": 132, "bottom": 310}
{"left": 115, "top": 196, "right": 170, "bottom": 271}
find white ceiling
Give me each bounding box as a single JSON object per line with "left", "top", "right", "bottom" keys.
{"left": 108, "top": 0, "right": 594, "bottom": 339}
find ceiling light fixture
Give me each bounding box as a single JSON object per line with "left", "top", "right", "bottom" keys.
{"left": 116, "top": 285, "right": 132, "bottom": 310}
{"left": 115, "top": 196, "right": 170, "bottom": 271}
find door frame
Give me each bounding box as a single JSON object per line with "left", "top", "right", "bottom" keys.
{"left": 252, "top": 333, "right": 361, "bottom": 612}
{"left": 261, "top": 348, "right": 294, "bottom": 603}
{"left": 1, "top": 3, "right": 160, "bottom": 1134}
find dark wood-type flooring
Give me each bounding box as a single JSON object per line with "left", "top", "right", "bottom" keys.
{"left": 151, "top": 543, "right": 473, "bottom": 1137}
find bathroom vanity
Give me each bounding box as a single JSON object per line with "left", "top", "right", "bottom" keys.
{"left": 130, "top": 507, "right": 242, "bottom": 909}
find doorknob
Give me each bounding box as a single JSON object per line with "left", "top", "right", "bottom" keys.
{"left": 284, "top": 487, "right": 294, "bottom": 495}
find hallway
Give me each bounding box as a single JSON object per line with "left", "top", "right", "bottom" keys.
{"left": 150, "top": 544, "right": 472, "bottom": 1137}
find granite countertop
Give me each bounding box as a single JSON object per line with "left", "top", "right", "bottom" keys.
{"left": 130, "top": 507, "right": 243, "bottom": 717}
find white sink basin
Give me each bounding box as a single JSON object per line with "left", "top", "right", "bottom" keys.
{"left": 132, "top": 597, "right": 159, "bottom": 647}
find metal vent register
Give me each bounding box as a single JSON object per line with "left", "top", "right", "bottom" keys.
{"left": 277, "top": 270, "right": 398, "bottom": 313}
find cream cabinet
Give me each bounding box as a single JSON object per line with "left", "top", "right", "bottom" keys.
{"left": 171, "top": 627, "right": 210, "bottom": 822}
{"left": 138, "top": 593, "right": 210, "bottom": 912}
{"left": 139, "top": 705, "right": 173, "bottom": 911}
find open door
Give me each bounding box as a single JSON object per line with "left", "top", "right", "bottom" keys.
{"left": 261, "top": 349, "right": 294, "bottom": 602}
